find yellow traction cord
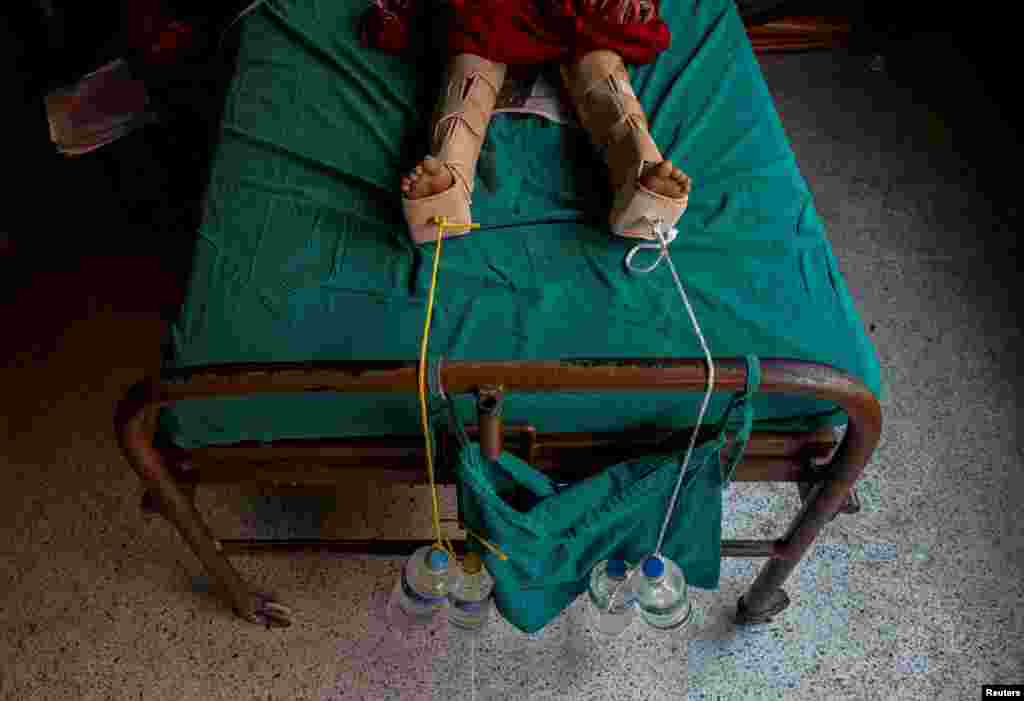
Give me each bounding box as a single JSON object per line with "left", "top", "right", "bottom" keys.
{"left": 417, "top": 217, "right": 477, "bottom": 560}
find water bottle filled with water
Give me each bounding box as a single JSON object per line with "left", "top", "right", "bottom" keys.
{"left": 448, "top": 551, "right": 494, "bottom": 632}
{"left": 635, "top": 554, "right": 691, "bottom": 630}
{"left": 387, "top": 545, "right": 450, "bottom": 629}
{"left": 588, "top": 557, "right": 637, "bottom": 635}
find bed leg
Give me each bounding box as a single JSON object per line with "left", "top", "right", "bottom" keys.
{"left": 737, "top": 476, "right": 857, "bottom": 625}
{"left": 735, "top": 559, "right": 794, "bottom": 625}
{"left": 116, "top": 389, "right": 292, "bottom": 628}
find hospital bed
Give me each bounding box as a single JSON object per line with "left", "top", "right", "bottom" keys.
{"left": 116, "top": 0, "right": 883, "bottom": 628}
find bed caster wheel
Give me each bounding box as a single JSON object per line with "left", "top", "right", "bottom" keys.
{"left": 735, "top": 588, "right": 790, "bottom": 625}
{"left": 238, "top": 594, "right": 293, "bottom": 629}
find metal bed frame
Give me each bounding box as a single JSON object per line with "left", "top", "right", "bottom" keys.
{"left": 116, "top": 357, "right": 881, "bottom": 628}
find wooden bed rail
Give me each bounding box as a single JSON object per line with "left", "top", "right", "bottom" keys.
{"left": 116, "top": 357, "right": 881, "bottom": 628}
{"left": 141, "top": 357, "right": 867, "bottom": 400}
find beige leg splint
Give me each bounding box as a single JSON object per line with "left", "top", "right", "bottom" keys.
{"left": 562, "top": 50, "right": 691, "bottom": 240}
{"left": 403, "top": 54, "right": 507, "bottom": 244}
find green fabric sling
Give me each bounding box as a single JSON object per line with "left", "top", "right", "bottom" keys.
{"left": 449, "top": 355, "right": 762, "bottom": 633}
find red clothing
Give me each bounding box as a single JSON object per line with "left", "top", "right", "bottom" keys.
{"left": 361, "top": 0, "right": 670, "bottom": 66}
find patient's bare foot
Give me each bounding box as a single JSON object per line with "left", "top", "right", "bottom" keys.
{"left": 401, "top": 156, "right": 454, "bottom": 199}
{"left": 639, "top": 160, "right": 691, "bottom": 199}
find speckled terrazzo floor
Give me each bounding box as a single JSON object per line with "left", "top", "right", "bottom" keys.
{"left": 2, "top": 50, "right": 1021, "bottom": 700}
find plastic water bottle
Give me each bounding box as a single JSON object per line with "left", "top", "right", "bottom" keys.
{"left": 588, "top": 558, "right": 637, "bottom": 635}
{"left": 388, "top": 545, "right": 450, "bottom": 629}
{"left": 448, "top": 551, "right": 494, "bottom": 631}
{"left": 635, "top": 555, "right": 691, "bottom": 630}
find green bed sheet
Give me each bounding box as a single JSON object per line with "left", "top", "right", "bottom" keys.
{"left": 162, "top": 0, "right": 882, "bottom": 448}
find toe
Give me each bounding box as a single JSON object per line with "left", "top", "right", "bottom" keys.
{"left": 423, "top": 157, "right": 443, "bottom": 175}
{"left": 671, "top": 168, "right": 689, "bottom": 189}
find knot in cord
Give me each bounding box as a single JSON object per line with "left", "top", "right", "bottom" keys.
{"left": 623, "top": 219, "right": 678, "bottom": 274}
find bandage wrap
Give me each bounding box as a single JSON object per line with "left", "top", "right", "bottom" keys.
{"left": 562, "top": 50, "right": 691, "bottom": 239}
{"left": 403, "top": 54, "right": 507, "bottom": 243}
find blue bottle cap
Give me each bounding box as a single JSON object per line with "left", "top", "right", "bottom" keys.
{"left": 642, "top": 556, "right": 664, "bottom": 579}
{"left": 427, "top": 548, "right": 449, "bottom": 572}
{"left": 607, "top": 559, "right": 627, "bottom": 578}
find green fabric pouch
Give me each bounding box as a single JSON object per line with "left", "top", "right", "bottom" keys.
{"left": 452, "top": 356, "right": 761, "bottom": 633}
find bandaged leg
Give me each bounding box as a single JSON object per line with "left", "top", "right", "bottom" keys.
{"left": 401, "top": 53, "right": 507, "bottom": 243}
{"left": 561, "top": 50, "right": 691, "bottom": 239}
